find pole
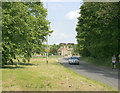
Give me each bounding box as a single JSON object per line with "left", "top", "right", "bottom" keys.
{"left": 46, "top": 0, "right": 48, "bottom": 64}
{"left": 47, "top": 35, "right": 48, "bottom": 64}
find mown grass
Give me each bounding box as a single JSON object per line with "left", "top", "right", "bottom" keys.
{"left": 1, "top": 56, "right": 117, "bottom": 91}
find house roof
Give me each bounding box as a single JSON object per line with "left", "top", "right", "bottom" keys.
{"left": 67, "top": 43, "right": 74, "bottom": 45}
{"left": 59, "top": 43, "right": 74, "bottom": 45}
{"left": 59, "top": 43, "right": 66, "bottom": 45}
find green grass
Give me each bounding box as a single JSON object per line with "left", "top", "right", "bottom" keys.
{"left": 79, "top": 57, "right": 119, "bottom": 68}
{"left": 1, "top": 56, "right": 117, "bottom": 91}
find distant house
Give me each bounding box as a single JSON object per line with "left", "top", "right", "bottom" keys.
{"left": 58, "top": 43, "right": 74, "bottom": 57}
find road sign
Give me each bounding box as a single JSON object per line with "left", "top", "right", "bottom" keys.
{"left": 46, "top": 48, "right": 50, "bottom": 52}
{"left": 45, "top": 47, "right": 50, "bottom": 53}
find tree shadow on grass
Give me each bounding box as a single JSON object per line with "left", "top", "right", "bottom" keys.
{"left": 18, "top": 62, "right": 36, "bottom": 66}
{"left": 0, "top": 66, "right": 24, "bottom": 69}
{"left": 0, "top": 62, "right": 36, "bottom": 69}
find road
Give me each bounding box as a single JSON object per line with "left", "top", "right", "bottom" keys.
{"left": 59, "top": 57, "right": 119, "bottom": 90}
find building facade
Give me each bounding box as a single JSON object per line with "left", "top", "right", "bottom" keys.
{"left": 58, "top": 43, "right": 74, "bottom": 57}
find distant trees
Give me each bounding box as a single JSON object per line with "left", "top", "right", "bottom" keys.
{"left": 76, "top": 2, "right": 119, "bottom": 60}
{"left": 50, "top": 44, "right": 59, "bottom": 55}
{"left": 2, "top": 2, "right": 52, "bottom": 66}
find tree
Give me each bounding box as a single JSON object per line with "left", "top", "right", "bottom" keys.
{"left": 2, "top": 2, "right": 52, "bottom": 66}
{"left": 72, "top": 44, "right": 79, "bottom": 55}
{"left": 76, "top": 2, "right": 119, "bottom": 60}
{"left": 50, "top": 44, "right": 59, "bottom": 55}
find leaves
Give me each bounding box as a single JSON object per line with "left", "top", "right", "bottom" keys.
{"left": 76, "top": 2, "right": 119, "bottom": 59}
{"left": 2, "top": 2, "right": 52, "bottom": 66}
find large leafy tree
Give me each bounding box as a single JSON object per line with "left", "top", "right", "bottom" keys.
{"left": 2, "top": 2, "right": 52, "bottom": 66}
{"left": 76, "top": 2, "right": 119, "bottom": 60}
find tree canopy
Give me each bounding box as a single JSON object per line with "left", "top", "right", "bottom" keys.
{"left": 2, "top": 2, "right": 53, "bottom": 66}
{"left": 50, "top": 44, "right": 60, "bottom": 55}
{"left": 76, "top": 2, "right": 119, "bottom": 60}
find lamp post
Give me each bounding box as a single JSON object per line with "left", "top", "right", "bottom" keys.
{"left": 46, "top": 35, "right": 48, "bottom": 64}
{"left": 46, "top": 0, "right": 48, "bottom": 64}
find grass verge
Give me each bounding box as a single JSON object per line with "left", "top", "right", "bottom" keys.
{"left": 79, "top": 57, "right": 119, "bottom": 68}
{"left": 1, "top": 56, "right": 116, "bottom": 91}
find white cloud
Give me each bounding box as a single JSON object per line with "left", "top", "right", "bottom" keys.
{"left": 49, "top": 29, "right": 77, "bottom": 45}
{"left": 49, "top": 28, "right": 73, "bottom": 40}
{"left": 65, "top": 10, "right": 80, "bottom": 20}
{"left": 51, "top": 29, "right": 69, "bottom": 39}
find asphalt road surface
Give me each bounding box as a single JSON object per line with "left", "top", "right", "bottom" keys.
{"left": 59, "top": 57, "right": 119, "bottom": 90}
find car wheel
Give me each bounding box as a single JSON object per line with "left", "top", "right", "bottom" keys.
{"left": 77, "top": 63, "right": 79, "bottom": 65}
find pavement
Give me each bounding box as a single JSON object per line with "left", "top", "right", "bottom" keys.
{"left": 59, "top": 57, "right": 119, "bottom": 90}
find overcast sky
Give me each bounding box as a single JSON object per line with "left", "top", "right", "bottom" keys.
{"left": 43, "top": 1, "right": 83, "bottom": 45}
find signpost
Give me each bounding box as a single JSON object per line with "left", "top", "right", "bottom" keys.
{"left": 46, "top": 47, "right": 50, "bottom": 64}
{"left": 46, "top": 0, "right": 49, "bottom": 64}
{"left": 46, "top": 48, "right": 50, "bottom": 53}
{"left": 46, "top": 35, "right": 49, "bottom": 64}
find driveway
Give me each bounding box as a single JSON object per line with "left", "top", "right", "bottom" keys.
{"left": 59, "top": 57, "right": 119, "bottom": 90}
